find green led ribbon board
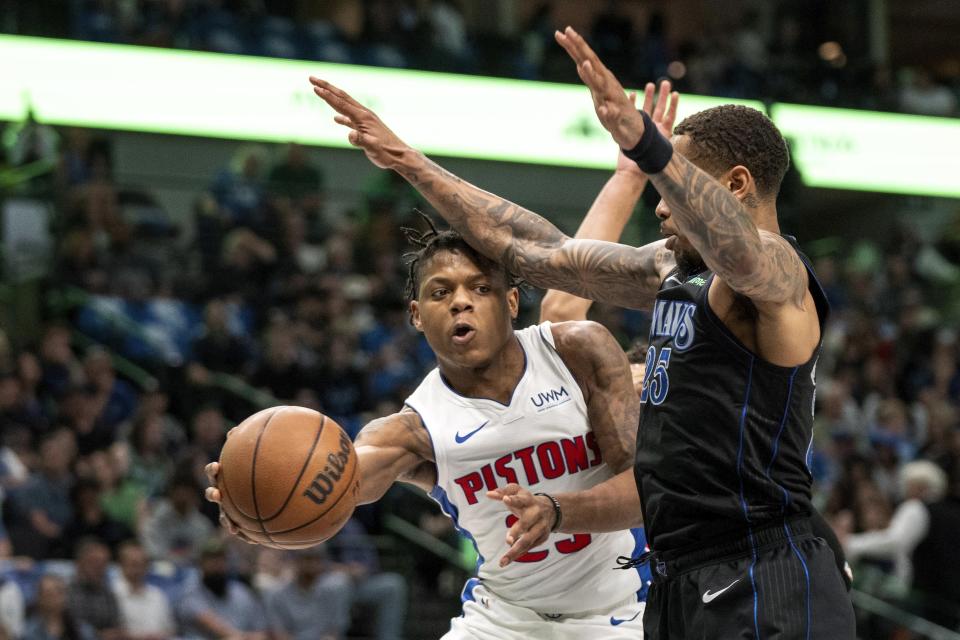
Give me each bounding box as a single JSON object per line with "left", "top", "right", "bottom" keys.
{"left": 3, "top": 35, "right": 958, "bottom": 197}
{"left": 771, "top": 103, "right": 960, "bottom": 198}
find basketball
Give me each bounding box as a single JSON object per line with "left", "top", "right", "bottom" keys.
{"left": 217, "top": 406, "right": 359, "bottom": 549}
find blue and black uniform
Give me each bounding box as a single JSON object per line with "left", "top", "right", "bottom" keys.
{"left": 631, "top": 237, "right": 855, "bottom": 639}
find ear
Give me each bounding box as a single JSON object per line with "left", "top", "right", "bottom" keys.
{"left": 507, "top": 287, "right": 520, "bottom": 321}
{"left": 723, "top": 165, "right": 757, "bottom": 204}
{"left": 409, "top": 300, "right": 424, "bottom": 332}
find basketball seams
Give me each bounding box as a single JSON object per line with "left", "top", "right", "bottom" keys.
{"left": 251, "top": 407, "right": 282, "bottom": 545}
{"left": 219, "top": 460, "right": 256, "bottom": 521}
{"left": 263, "top": 450, "right": 359, "bottom": 535}
{"left": 260, "top": 414, "right": 326, "bottom": 523}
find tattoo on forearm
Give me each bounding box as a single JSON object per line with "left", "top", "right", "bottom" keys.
{"left": 649, "top": 154, "right": 807, "bottom": 305}
{"left": 400, "top": 157, "right": 662, "bottom": 309}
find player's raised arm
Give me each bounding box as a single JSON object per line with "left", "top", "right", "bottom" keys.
{"left": 309, "top": 77, "right": 663, "bottom": 311}
{"left": 488, "top": 321, "right": 643, "bottom": 566}
{"left": 555, "top": 27, "right": 808, "bottom": 308}
{"left": 540, "top": 83, "right": 678, "bottom": 323}
{"left": 205, "top": 409, "right": 435, "bottom": 539}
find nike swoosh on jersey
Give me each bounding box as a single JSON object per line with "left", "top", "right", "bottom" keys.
{"left": 609, "top": 609, "right": 643, "bottom": 626}
{"left": 454, "top": 421, "right": 489, "bottom": 443}
{"left": 701, "top": 578, "right": 741, "bottom": 603}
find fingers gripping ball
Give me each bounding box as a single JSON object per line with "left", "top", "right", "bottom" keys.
{"left": 218, "top": 407, "right": 359, "bottom": 549}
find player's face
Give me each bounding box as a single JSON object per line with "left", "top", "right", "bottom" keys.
{"left": 655, "top": 135, "right": 708, "bottom": 278}
{"left": 410, "top": 250, "right": 519, "bottom": 369}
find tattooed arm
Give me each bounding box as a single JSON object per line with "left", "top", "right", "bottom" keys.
{"left": 555, "top": 27, "right": 809, "bottom": 307}
{"left": 310, "top": 77, "right": 670, "bottom": 310}
{"left": 647, "top": 154, "right": 808, "bottom": 305}
{"left": 541, "top": 82, "right": 679, "bottom": 322}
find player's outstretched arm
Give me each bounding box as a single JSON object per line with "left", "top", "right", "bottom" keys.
{"left": 204, "top": 409, "right": 434, "bottom": 541}
{"left": 556, "top": 27, "right": 808, "bottom": 307}
{"left": 541, "top": 82, "right": 678, "bottom": 323}
{"left": 310, "top": 77, "right": 664, "bottom": 311}
{"left": 352, "top": 408, "right": 436, "bottom": 504}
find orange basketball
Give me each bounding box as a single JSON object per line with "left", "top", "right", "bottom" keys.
{"left": 218, "top": 406, "right": 359, "bottom": 549}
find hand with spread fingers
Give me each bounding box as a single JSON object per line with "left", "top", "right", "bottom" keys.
{"left": 204, "top": 461, "right": 257, "bottom": 545}
{"left": 308, "top": 76, "right": 410, "bottom": 170}
{"left": 487, "top": 484, "right": 556, "bottom": 567}
{"left": 616, "top": 80, "right": 679, "bottom": 176}
{"left": 555, "top": 26, "right": 648, "bottom": 150}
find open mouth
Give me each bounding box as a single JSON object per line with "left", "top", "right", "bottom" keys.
{"left": 451, "top": 322, "right": 476, "bottom": 345}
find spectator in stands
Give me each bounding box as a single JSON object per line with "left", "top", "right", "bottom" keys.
{"left": 177, "top": 539, "right": 267, "bottom": 640}
{"left": 0, "top": 574, "right": 24, "bottom": 639}
{"left": 188, "top": 299, "right": 252, "bottom": 382}
{"left": 8, "top": 429, "right": 77, "bottom": 559}
{"left": 113, "top": 540, "right": 176, "bottom": 640}
{"left": 67, "top": 538, "right": 122, "bottom": 639}
{"left": 265, "top": 546, "right": 352, "bottom": 640}
{"left": 843, "top": 460, "right": 948, "bottom": 585}
{"left": 142, "top": 474, "right": 213, "bottom": 565}
{"left": 127, "top": 412, "right": 176, "bottom": 499}
{"left": 83, "top": 348, "right": 139, "bottom": 438}
{"left": 210, "top": 146, "right": 268, "bottom": 229}
{"left": 329, "top": 518, "right": 407, "bottom": 640}
{"left": 267, "top": 143, "right": 324, "bottom": 215}
{"left": 24, "top": 574, "right": 95, "bottom": 640}
{"left": 898, "top": 68, "right": 958, "bottom": 117}
{"left": 37, "top": 326, "right": 82, "bottom": 414}
{"left": 250, "top": 323, "right": 311, "bottom": 401}
{"left": 0, "top": 369, "right": 46, "bottom": 434}
{"left": 93, "top": 444, "right": 147, "bottom": 530}
{"left": 62, "top": 477, "right": 133, "bottom": 556}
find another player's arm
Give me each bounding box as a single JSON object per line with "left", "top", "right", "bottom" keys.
{"left": 489, "top": 321, "right": 642, "bottom": 566}
{"left": 556, "top": 27, "right": 808, "bottom": 307}
{"left": 541, "top": 82, "right": 679, "bottom": 323}
{"left": 353, "top": 408, "right": 436, "bottom": 504}
{"left": 310, "top": 77, "right": 664, "bottom": 311}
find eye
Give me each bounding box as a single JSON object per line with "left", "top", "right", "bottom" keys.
{"left": 475, "top": 284, "right": 491, "bottom": 294}
{"left": 431, "top": 288, "right": 449, "bottom": 299}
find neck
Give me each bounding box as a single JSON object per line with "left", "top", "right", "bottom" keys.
{"left": 753, "top": 204, "right": 780, "bottom": 234}
{"left": 438, "top": 335, "right": 524, "bottom": 405}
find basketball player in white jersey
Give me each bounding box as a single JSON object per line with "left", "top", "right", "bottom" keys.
{"left": 205, "top": 217, "right": 649, "bottom": 638}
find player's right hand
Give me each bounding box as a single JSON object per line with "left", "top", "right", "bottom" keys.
{"left": 204, "top": 461, "right": 256, "bottom": 545}
{"left": 309, "top": 77, "right": 411, "bottom": 171}
{"left": 487, "top": 484, "right": 555, "bottom": 567}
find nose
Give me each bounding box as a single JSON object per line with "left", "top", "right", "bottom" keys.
{"left": 449, "top": 285, "right": 474, "bottom": 314}
{"left": 655, "top": 198, "right": 670, "bottom": 221}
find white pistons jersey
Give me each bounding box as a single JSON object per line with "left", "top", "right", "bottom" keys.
{"left": 405, "top": 323, "right": 646, "bottom": 614}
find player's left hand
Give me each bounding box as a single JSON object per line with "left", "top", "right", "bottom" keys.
{"left": 309, "top": 77, "right": 411, "bottom": 170}
{"left": 555, "top": 26, "right": 645, "bottom": 150}
{"left": 487, "top": 484, "right": 555, "bottom": 567}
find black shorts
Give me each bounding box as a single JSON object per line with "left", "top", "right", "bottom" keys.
{"left": 641, "top": 518, "right": 856, "bottom": 639}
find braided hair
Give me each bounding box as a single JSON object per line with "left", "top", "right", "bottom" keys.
{"left": 402, "top": 211, "right": 523, "bottom": 302}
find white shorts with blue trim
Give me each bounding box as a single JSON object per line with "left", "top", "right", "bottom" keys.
{"left": 441, "top": 584, "right": 645, "bottom": 640}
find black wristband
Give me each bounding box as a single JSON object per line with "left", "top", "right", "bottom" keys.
{"left": 621, "top": 110, "right": 673, "bottom": 174}
{"left": 535, "top": 492, "right": 563, "bottom": 533}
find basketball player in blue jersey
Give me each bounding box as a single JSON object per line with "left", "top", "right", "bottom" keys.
{"left": 309, "top": 25, "right": 856, "bottom": 640}
{"left": 205, "top": 224, "right": 659, "bottom": 634}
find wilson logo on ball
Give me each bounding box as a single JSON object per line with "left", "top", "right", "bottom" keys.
{"left": 302, "top": 431, "right": 353, "bottom": 505}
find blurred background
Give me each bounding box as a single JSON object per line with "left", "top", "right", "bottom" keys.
{"left": 1, "top": 1, "right": 959, "bottom": 639}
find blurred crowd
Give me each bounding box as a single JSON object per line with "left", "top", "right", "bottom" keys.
{"left": 2, "top": 15, "right": 960, "bottom": 634}
{"left": 5, "top": 0, "right": 959, "bottom": 117}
